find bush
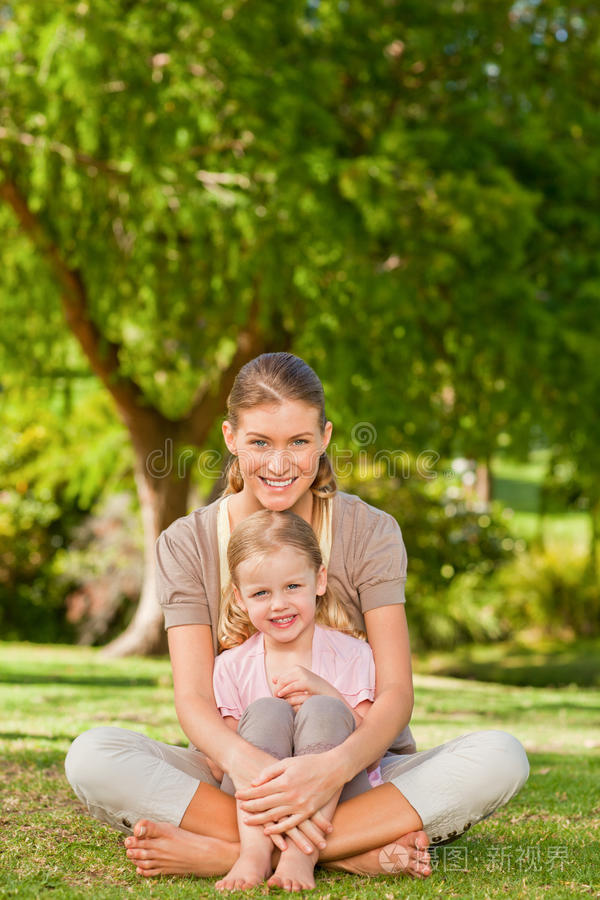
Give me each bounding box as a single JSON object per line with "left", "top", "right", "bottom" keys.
{"left": 347, "top": 470, "right": 517, "bottom": 649}
{"left": 0, "top": 488, "right": 80, "bottom": 642}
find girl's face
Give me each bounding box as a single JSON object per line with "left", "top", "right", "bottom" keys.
{"left": 233, "top": 545, "right": 327, "bottom": 649}
{"left": 222, "top": 400, "right": 332, "bottom": 514}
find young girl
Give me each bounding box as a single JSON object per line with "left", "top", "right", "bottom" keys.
{"left": 212, "top": 509, "right": 381, "bottom": 892}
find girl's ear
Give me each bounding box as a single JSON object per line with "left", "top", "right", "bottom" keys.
{"left": 233, "top": 584, "right": 247, "bottom": 612}
{"left": 222, "top": 420, "right": 237, "bottom": 455}
{"left": 316, "top": 564, "right": 327, "bottom": 597}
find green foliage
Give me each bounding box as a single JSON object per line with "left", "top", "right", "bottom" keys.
{"left": 1, "top": 0, "right": 598, "bottom": 454}
{"left": 347, "top": 467, "right": 516, "bottom": 648}
{"left": 0, "top": 379, "right": 134, "bottom": 640}
{"left": 486, "top": 545, "right": 600, "bottom": 638}
{"left": 1, "top": 0, "right": 600, "bottom": 644}
{"left": 0, "top": 487, "right": 78, "bottom": 641}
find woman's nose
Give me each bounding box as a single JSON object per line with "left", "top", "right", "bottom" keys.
{"left": 265, "top": 449, "right": 290, "bottom": 475}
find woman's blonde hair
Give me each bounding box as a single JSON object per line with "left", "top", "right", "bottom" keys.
{"left": 222, "top": 353, "right": 336, "bottom": 535}
{"left": 218, "top": 509, "right": 365, "bottom": 650}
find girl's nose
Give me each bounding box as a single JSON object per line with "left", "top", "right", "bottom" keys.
{"left": 270, "top": 592, "right": 288, "bottom": 610}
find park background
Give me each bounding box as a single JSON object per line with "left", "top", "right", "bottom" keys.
{"left": 0, "top": 1, "right": 598, "bottom": 898}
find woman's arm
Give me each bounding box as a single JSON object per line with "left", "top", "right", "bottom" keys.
{"left": 330, "top": 603, "right": 414, "bottom": 776}
{"left": 238, "top": 603, "right": 413, "bottom": 831}
{"left": 168, "top": 624, "right": 278, "bottom": 787}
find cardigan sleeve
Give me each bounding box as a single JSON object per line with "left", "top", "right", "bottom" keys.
{"left": 156, "top": 522, "right": 212, "bottom": 629}
{"left": 351, "top": 503, "right": 407, "bottom": 613}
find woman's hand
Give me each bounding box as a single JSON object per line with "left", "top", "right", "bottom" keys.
{"left": 235, "top": 750, "right": 344, "bottom": 833}
{"left": 273, "top": 665, "right": 341, "bottom": 711}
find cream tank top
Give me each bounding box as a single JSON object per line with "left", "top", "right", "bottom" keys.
{"left": 217, "top": 496, "right": 332, "bottom": 602}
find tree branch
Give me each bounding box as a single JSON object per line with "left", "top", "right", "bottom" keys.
{"left": 0, "top": 175, "right": 169, "bottom": 439}
{"left": 0, "top": 127, "right": 131, "bottom": 182}
{"left": 185, "top": 291, "right": 266, "bottom": 447}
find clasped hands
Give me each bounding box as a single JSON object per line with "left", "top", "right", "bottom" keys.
{"left": 234, "top": 666, "right": 346, "bottom": 854}
{"left": 235, "top": 750, "right": 339, "bottom": 855}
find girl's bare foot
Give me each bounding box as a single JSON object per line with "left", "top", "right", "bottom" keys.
{"left": 215, "top": 847, "right": 273, "bottom": 892}
{"left": 325, "top": 830, "right": 432, "bottom": 879}
{"left": 267, "top": 844, "right": 317, "bottom": 892}
{"left": 124, "top": 819, "right": 238, "bottom": 877}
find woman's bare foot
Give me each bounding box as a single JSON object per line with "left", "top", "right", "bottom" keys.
{"left": 267, "top": 844, "right": 317, "bottom": 892}
{"left": 325, "top": 830, "right": 432, "bottom": 879}
{"left": 124, "top": 819, "right": 238, "bottom": 877}
{"left": 215, "top": 847, "right": 273, "bottom": 892}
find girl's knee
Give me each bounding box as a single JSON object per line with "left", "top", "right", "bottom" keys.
{"left": 296, "top": 695, "right": 354, "bottom": 731}
{"left": 240, "top": 696, "right": 293, "bottom": 728}
{"left": 301, "top": 694, "right": 347, "bottom": 714}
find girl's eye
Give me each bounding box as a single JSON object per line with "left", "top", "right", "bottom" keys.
{"left": 287, "top": 583, "right": 300, "bottom": 590}
{"left": 253, "top": 589, "right": 268, "bottom": 598}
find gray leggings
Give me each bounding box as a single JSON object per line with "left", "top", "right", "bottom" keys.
{"left": 219, "top": 695, "right": 371, "bottom": 801}
{"left": 65, "top": 716, "right": 529, "bottom": 848}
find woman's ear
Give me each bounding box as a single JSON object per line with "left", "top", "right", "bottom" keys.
{"left": 321, "top": 420, "right": 333, "bottom": 453}
{"left": 222, "top": 420, "right": 237, "bottom": 455}
{"left": 316, "top": 564, "right": 327, "bottom": 597}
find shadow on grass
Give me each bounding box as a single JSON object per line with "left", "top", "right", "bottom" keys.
{"left": 0, "top": 673, "right": 157, "bottom": 687}
{"left": 0, "top": 731, "right": 78, "bottom": 742}
{"left": 415, "top": 638, "right": 600, "bottom": 688}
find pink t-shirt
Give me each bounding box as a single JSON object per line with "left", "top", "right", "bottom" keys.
{"left": 213, "top": 624, "right": 383, "bottom": 787}
{"left": 213, "top": 625, "right": 375, "bottom": 716}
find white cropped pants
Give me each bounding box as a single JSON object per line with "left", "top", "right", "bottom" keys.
{"left": 65, "top": 719, "right": 528, "bottom": 847}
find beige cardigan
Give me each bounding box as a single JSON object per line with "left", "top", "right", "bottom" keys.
{"left": 156, "top": 490, "right": 415, "bottom": 754}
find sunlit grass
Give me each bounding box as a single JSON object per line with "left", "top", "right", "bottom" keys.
{"left": 1, "top": 642, "right": 598, "bottom": 899}
{"left": 414, "top": 637, "right": 600, "bottom": 688}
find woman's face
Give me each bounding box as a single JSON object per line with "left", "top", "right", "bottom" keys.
{"left": 222, "top": 400, "right": 332, "bottom": 513}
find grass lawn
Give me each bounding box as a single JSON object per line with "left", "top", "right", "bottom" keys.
{"left": 414, "top": 636, "right": 600, "bottom": 688}
{"left": 492, "top": 453, "right": 591, "bottom": 553}
{"left": 1, "top": 642, "right": 598, "bottom": 899}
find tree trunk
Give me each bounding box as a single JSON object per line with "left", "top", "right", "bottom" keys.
{"left": 102, "top": 443, "right": 191, "bottom": 658}
{"left": 475, "top": 459, "right": 493, "bottom": 505}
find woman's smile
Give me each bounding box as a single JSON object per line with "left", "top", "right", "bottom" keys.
{"left": 259, "top": 475, "right": 298, "bottom": 489}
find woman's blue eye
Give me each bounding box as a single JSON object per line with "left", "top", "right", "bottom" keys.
{"left": 251, "top": 440, "right": 267, "bottom": 447}
{"left": 292, "top": 439, "right": 308, "bottom": 446}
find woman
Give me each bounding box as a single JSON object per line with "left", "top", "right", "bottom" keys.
{"left": 65, "top": 352, "right": 529, "bottom": 880}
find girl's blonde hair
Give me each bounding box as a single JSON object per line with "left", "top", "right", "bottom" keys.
{"left": 218, "top": 509, "right": 365, "bottom": 650}
{"left": 222, "top": 353, "right": 336, "bottom": 536}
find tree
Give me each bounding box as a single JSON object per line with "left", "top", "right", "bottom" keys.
{"left": 2, "top": 0, "right": 598, "bottom": 652}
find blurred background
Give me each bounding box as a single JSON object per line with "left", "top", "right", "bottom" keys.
{"left": 1, "top": 1, "right": 598, "bottom": 679}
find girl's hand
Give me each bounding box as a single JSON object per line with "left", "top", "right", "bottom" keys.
{"left": 235, "top": 751, "right": 343, "bottom": 833}
{"left": 274, "top": 665, "right": 341, "bottom": 710}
